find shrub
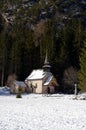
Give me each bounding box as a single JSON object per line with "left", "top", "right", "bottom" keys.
{"left": 16, "top": 86, "right": 22, "bottom": 98}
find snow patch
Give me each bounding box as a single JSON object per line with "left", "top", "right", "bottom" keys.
{"left": 0, "top": 93, "right": 86, "bottom": 130}
{"left": 26, "top": 69, "right": 45, "bottom": 80}
{"left": 0, "top": 87, "right": 10, "bottom": 95}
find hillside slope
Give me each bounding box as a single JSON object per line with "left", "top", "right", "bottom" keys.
{"left": 0, "top": 0, "right": 86, "bottom": 29}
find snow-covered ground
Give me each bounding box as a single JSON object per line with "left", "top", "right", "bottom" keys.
{"left": 0, "top": 88, "right": 86, "bottom": 130}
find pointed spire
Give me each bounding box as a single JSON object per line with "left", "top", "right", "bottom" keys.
{"left": 44, "top": 49, "right": 49, "bottom": 65}
{"left": 43, "top": 49, "right": 51, "bottom": 72}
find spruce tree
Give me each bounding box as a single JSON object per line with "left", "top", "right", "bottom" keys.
{"left": 79, "top": 38, "right": 86, "bottom": 92}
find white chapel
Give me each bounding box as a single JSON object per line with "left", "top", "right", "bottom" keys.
{"left": 25, "top": 53, "right": 59, "bottom": 94}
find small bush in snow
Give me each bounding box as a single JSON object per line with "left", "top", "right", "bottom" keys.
{"left": 16, "top": 87, "right": 22, "bottom": 98}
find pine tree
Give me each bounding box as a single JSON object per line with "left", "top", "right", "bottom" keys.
{"left": 9, "top": 19, "right": 24, "bottom": 77}
{"left": 41, "top": 19, "right": 55, "bottom": 64}
{"left": 79, "top": 37, "right": 86, "bottom": 92}
{"left": 0, "top": 28, "right": 8, "bottom": 86}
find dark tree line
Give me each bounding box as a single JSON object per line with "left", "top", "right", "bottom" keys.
{"left": 0, "top": 0, "right": 86, "bottom": 93}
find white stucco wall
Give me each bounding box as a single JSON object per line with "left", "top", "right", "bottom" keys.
{"left": 26, "top": 76, "right": 58, "bottom": 94}
{"left": 27, "top": 79, "right": 43, "bottom": 94}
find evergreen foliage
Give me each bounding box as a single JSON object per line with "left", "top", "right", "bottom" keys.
{"left": 16, "top": 86, "right": 22, "bottom": 98}
{"left": 79, "top": 36, "right": 86, "bottom": 92}
{"left": 0, "top": 1, "right": 85, "bottom": 93}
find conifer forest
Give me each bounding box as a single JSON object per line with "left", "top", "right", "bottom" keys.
{"left": 0, "top": 0, "right": 86, "bottom": 93}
